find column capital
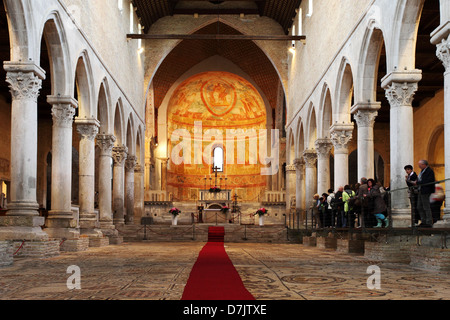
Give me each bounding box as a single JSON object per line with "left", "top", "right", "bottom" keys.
{"left": 314, "top": 139, "right": 333, "bottom": 159}
{"left": 436, "top": 35, "right": 450, "bottom": 72}
{"left": 48, "top": 96, "right": 78, "bottom": 129}
{"left": 134, "top": 164, "right": 144, "bottom": 174}
{"left": 126, "top": 155, "right": 138, "bottom": 172}
{"left": 96, "top": 134, "right": 116, "bottom": 155}
{"left": 112, "top": 146, "right": 128, "bottom": 167}
{"left": 303, "top": 149, "right": 317, "bottom": 168}
{"left": 293, "top": 157, "right": 305, "bottom": 171}
{"left": 381, "top": 71, "right": 422, "bottom": 108}
{"left": 330, "top": 123, "right": 354, "bottom": 154}
{"left": 353, "top": 109, "right": 379, "bottom": 128}
{"left": 76, "top": 118, "right": 100, "bottom": 141}
{"left": 286, "top": 164, "right": 296, "bottom": 173}
{"left": 4, "top": 61, "right": 45, "bottom": 101}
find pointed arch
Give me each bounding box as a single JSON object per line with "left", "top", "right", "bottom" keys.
{"left": 4, "top": 0, "right": 34, "bottom": 61}
{"left": 318, "top": 83, "right": 333, "bottom": 139}
{"left": 126, "top": 114, "right": 135, "bottom": 156}
{"left": 136, "top": 125, "right": 144, "bottom": 166}
{"left": 306, "top": 102, "right": 318, "bottom": 149}
{"left": 335, "top": 57, "right": 354, "bottom": 123}
{"left": 97, "top": 77, "right": 112, "bottom": 135}
{"left": 391, "top": 0, "right": 424, "bottom": 71}
{"left": 287, "top": 127, "right": 296, "bottom": 165}
{"left": 74, "top": 50, "right": 94, "bottom": 118}
{"left": 113, "top": 98, "right": 125, "bottom": 146}
{"left": 296, "top": 119, "right": 305, "bottom": 159}
{"left": 39, "top": 11, "right": 71, "bottom": 96}
{"left": 357, "top": 20, "right": 387, "bottom": 103}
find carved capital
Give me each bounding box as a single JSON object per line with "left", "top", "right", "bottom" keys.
{"left": 385, "top": 82, "right": 418, "bottom": 108}
{"left": 286, "top": 164, "right": 296, "bottom": 173}
{"left": 49, "top": 96, "right": 78, "bottom": 129}
{"left": 353, "top": 109, "right": 378, "bottom": 128}
{"left": 112, "top": 146, "right": 128, "bottom": 167}
{"left": 436, "top": 35, "right": 450, "bottom": 72}
{"left": 330, "top": 123, "right": 354, "bottom": 154}
{"left": 293, "top": 158, "right": 305, "bottom": 171}
{"left": 125, "top": 155, "right": 138, "bottom": 172}
{"left": 134, "top": 164, "right": 144, "bottom": 174}
{"left": 76, "top": 119, "right": 100, "bottom": 141}
{"left": 96, "top": 134, "right": 116, "bottom": 155}
{"left": 6, "top": 71, "right": 43, "bottom": 101}
{"left": 314, "top": 139, "right": 333, "bottom": 159}
{"left": 4, "top": 62, "right": 45, "bottom": 102}
{"left": 303, "top": 149, "right": 317, "bottom": 168}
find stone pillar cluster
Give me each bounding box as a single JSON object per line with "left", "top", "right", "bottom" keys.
{"left": 0, "top": 60, "right": 141, "bottom": 252}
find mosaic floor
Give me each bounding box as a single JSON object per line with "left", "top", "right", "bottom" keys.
{"left": 0, "top": 242, "right": 449, "bottom": 300}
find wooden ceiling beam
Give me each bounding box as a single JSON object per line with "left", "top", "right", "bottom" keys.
{"left": 173, "top": 8, "right": 260, "bottom": 15}
{"left": 127, "top": 33, "right": 306, "bottom": 41}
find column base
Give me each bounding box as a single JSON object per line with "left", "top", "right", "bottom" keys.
{"left": 59, "top": 238, "right": 90, "bottom": 252}
{"left": 390, "top": 208, "right": 412, "bottom": 228}
{"left": 46, "top": 213, "right": 78, "bottom": 229}
{"left": 44, "top": 227, "right": 80, "bottom": 240}
{"left": 6, "top": 201, "right": 40, "bottom": 217}
{"left": 433, "top": 209, "right": 450, "bottom": 228}
{"left": 0, "top": 216, "right": 48, "bottom": 241}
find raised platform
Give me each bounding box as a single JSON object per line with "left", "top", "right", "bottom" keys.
{"left": 117, "top": 224, "right": 289, "bottom": 243}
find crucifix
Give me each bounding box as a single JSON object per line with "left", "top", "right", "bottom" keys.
{"left": 212, "top": 166, "right": 220, "bottom": 188}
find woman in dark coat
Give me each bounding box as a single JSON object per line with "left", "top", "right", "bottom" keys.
{"left": 367, "top": 179, "right": 388, "bottom": 228}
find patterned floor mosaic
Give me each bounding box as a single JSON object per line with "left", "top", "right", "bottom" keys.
{"left": 0, "top": 242, "right": 449, "bottom": 300}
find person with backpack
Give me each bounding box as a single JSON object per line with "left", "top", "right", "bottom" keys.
{"left": 342, "top": 185, "right": 356, "bottom": 228}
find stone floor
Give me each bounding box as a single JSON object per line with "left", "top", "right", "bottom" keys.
{"left": 0, "top": 242, "right": 449, "bottom": 300}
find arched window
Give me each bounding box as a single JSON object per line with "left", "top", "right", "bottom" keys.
{"left": 213, "top": 147, "right": 224, "bottom": 172}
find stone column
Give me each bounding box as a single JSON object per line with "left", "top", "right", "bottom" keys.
{"left": 160, "top": 157, "right": 169, "bottom": 191}
{"left": 285, "top": 164, "right": 296, "bottom": 213}
{"left": 0, "top": 62, "right": 48, "bottom": 241}
{"left": 112, "top": 146, "right": 128, "bottom": 226}
{"left": 134, "top": 164, "right": 145, "bottom": 224}
{"left": 96, "top": 134, "right": 116, "bottom": 230}
{"left": 330, "top": 123, "right": 354, "bottom": 190}
{"left": 303, "top": 150, "right": 318, "bottom": 217}
{"left": 381, "top": 70, "right": 422, "bottom": 227}
{"left": 432, "top": 25, "right": 450, "bottom": 227}
{"left": 315, "top": 139, "right": 333, "bottom": 194}
{"left": 351, "top": 102, "right": 381, "bottom": 181}
{"left": 76, "top": 118, "right": 102, "bottom": 237}
{"left": 293, "top": 158, "right": 305, "bottom": 211}
{"left": 45, "top": 95, "right": 79, "bottom": 240}
{"left": 125, "top": 155, "right": 137, "bottom": 224}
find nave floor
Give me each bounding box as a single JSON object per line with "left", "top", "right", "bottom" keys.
{"left": 0, "top": 242, "right": 449, "bottom": 300}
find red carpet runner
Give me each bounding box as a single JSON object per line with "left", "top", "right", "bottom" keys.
{"left": 181, "top": 227, "right": 255, "bottom": 300}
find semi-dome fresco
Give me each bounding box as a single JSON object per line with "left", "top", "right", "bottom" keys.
{"left": 167, "top": 71, "right": 269, "bottom": 203}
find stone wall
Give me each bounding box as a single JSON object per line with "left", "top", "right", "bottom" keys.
{"left": 0, "top": 241, "right": 13, "bottom": 267}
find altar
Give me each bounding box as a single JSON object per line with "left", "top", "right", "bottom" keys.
{"left": 203, "top": 208, "right": 229, "bottom": 224}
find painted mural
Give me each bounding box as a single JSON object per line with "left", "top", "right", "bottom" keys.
{"left": 167, "top": 71, "right": 268, "bottom": 202}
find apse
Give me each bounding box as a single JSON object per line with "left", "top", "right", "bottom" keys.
{"left": 166, "top": 71, "right": 269, "bottom": 202}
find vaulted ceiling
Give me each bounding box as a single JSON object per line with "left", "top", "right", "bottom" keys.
{"left": 132, "top": 0, "right": 302, "bottom": 34}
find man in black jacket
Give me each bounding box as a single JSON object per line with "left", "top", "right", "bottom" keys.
{"left": 416, "top": 160, "right": 435, "bottom": 227}
{"left": 404, "top": 165, "right": 419, "bottom": 225}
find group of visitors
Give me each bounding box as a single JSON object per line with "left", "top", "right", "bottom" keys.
{"left": 311, "top": 178, "right": 389, "bottom": 229}
{"left": 310, "top": 159, "right": 444, "bottom": 229}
